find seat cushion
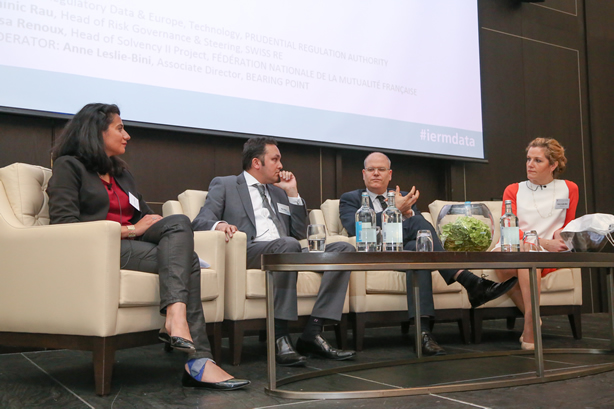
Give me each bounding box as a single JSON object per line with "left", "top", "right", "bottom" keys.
{"left": 119, "top": 269, "right": 219, "bottom": 307}
{"left": 542, "top": 268, "right": 575, "bottom": 292}
{"left": 246, "top": 270, "right": 322, "bottom": 298}
{"left": 365, "top": 271, "right": 462, "bottom": 295}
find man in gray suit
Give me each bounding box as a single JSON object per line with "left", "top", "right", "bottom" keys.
{"left": 192, "top": 137, "right": 356, "bottom": 366}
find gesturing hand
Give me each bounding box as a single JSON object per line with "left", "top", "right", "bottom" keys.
{"left": 394, "top": 185, "right": 419, "bottom": 217}
{"left": 274, "top": 170, "right": 298, "bottom": 197}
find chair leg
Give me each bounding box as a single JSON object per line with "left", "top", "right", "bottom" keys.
{"left": 334, "top": 315, "right": 348, "bottom": 350}
{"left": 506, "top": 317, "right": 516, "bottom": 330}
{"left": 228, "top": 321, "right": 245, "bottom": 366}
{"left": 352, "top": 313, "right": 367, "bottom": 352}
{"left": 459, "top": 310, "right": 471, "bottom": 344}
{"left": 92, "top": 337, "right": 116, "bottom": 396}
{"left": 207, "top": 322, "right": 223, "bottom": 363}
{"left": 258, "top": 330, "right": 267, "bottom": 342}
{"left": 400, "top": 321, "right": 410, "bottom": 335}
{"left": 471, "top": 309, "right": 484, "bottom": 344}
{"left": 568, "top": 306, "right": 583, "bottom": 340}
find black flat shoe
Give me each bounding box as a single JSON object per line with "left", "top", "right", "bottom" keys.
{"left": 467, "top": 276, "right": 518, "bottom": 308}
{"left": 275, "top": 335, "right": 307, "bottom": 367}
{"left": 158, "top": 327, "right": 196, "bottom": 353}
{"left": 182, "top": 371, "right": 250, "bottom": 390}
{"left": 296, "top": 334, "right": 356, "bottom": 361}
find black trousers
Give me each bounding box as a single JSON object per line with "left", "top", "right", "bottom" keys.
{"left": 120, "top": 214, "right": 212, "bottom": 360}
{"left": 402, "top": 213, "right": 458, "bottom": 319}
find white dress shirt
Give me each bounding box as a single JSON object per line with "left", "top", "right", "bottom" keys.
{"left": 243, "top": 171, "right": 302, "bottom": 242}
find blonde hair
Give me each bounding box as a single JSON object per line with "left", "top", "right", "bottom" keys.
{"left": 526, "top": 138, "right": 567, "bottom": 177}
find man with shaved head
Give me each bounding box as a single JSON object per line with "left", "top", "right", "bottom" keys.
{"left": 339, "top": 152, "right": 517, "bottom": 356}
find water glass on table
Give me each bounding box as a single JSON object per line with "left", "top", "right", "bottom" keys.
{"left": 522, "top": 230, "right": 540, "bottom": 252}
{"left": 416, "top": 230, "right": 433, "bottom": 252}
{"left": 307, "top": 224, "right": 327, "bottom": 252}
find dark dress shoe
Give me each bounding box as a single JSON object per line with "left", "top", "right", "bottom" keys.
{"left": 420, "top": 331, "right": 446, "bottom": 356}
{"left": 467, "top": 276, "right": 518, "bottom": 308}
{"left": 158, "top": 327, "right": 196, "bottom": 353}
{"left": 275, "top": 335, "right": 307, "bottom": 367}
{"left": 182, "top": 371, "right": 250, "bottom": 390}
{"left": 296, "top": 334, "right": 356, "bottom": 361}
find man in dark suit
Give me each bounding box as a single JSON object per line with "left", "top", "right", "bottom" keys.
{"left": 192, "top": 137, "right": 356, "bottom": 366}
{"left": 339, "top": 152, "right": 518, "bottom": 356}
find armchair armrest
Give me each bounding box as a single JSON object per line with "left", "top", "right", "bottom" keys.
{"left": 193, "top": 230, "right": 226, "bottom": 310}
{"left": 0, "top": 217, "right": 122, "bottom": 337}
{"left": 224, "top": 231, "right": 248, "bottom": 320}
{"left": 162, "top": 200, "right": 183, "bottom": 217}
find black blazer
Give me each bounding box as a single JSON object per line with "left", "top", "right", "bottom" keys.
{"left": 48, "top": 156, "right": 152, "bottom": 225}
{"left": 338, "top": 188, "right": 420, "bottom": 238}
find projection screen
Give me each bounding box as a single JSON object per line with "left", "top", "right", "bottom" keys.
{"left": 0, "top": 0, "right": 485, "bottom": 160}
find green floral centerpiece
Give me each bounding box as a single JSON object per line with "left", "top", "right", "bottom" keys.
{"left": 436, "top": 203, "right": 495, "bottom": 252}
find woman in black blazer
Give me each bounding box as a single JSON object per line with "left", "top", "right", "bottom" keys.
{"left": 47, "top": 103, "right": 249, "bottom": 390}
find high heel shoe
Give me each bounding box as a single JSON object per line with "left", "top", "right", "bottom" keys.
{"left": 158, "top": 327, "right": 196, "bottom": 353}
{"left": 182, "top": 358, "right": 250, "bottom": 390}
{"left": 519, "top": 319, "right": 542, "bottom": 343}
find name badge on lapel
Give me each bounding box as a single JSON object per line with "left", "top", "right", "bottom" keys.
{"left": 555, "top": 198, "right": 570, "bottom": 210}
{"left": 277, "top": 203, "right": 290, "bottom": 216}
{"left": 128, "top": 192, "right": 141, "bottom": 211}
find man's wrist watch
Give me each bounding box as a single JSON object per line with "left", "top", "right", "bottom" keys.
{"left": 127, "top": 225, "right": 136, "bottom": 239}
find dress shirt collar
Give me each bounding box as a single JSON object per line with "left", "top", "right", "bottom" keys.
{"left": 243, "top": 171, "right": 262, "bottom": 188}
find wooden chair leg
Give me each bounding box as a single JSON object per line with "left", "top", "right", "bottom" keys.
{"left": 471, "top": 309, "right": 484, "bottom": 344}
{"left": 207, "top": 322, "right": 223, "bottom": 363}
{"left": 459, "top": 310, "right": 471, "bottom": 344}
{"left": 228, "top": 321, "right": 245, "bottom": 366}
{"left": 258, "top": 330, "right": 267, "bottom": 342}
{"left": 569, "top": 306, "right": 583, "bottom": 339}
{"left": 352, "top": 313, "right": 367, "bottom": 351}
{"left": 92, "top": 337, "right": 116, "bottom": 396}
{"left": 334, "top": 314, "right": 348, "bottom": 350}
{"left": 401, "top": 321, "right": 410, "bottom": 334}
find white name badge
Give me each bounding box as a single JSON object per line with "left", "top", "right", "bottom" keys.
{"left": 277, "top": 203, "right": 291, "bottom": 216}
{"left": 555, "top": 198, "right": 570, "bottom": 210}
{"left": 128, "top": 192, "right": 140, "bottom": 211}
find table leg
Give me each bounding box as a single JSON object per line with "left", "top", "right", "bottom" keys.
{"left": 529, "top": 265, "right": 544, "bottom": 377}
{"left": 609, "top": 268, "right": 614, "bottom": 351}
{"left": 266, "top": 270, "right": 276, "bottom": 390}
{"left": 413, "top": 271, "right": 422, "bottom": 359}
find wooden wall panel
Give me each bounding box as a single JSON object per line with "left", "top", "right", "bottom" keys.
{"left": 0, "top": 0, "right": 612, "bottom": 311}
{"left": 0, "top": 113, "right": 55, "bottom": 168}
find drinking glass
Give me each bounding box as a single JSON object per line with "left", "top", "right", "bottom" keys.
{"left": 416, "top": 230, "right": 433, "bottom": 252}
{"left": 307, "top": 224, "right": 327, "bottom": 252}
{"left": 522, "top": 230, "right": 540, "bottom": 252}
